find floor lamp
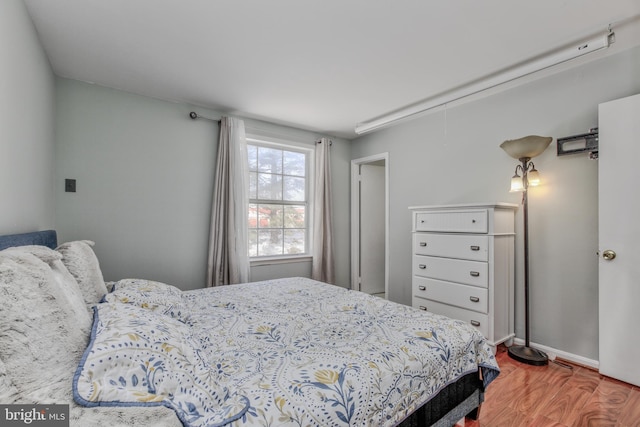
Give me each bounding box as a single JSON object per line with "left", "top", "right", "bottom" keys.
{"left": 500, "top": 135, "right": 552, "bottom": 366}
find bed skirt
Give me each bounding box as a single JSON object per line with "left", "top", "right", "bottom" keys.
{"left": 397, "top": 372, "right": 483, "bottom": 427}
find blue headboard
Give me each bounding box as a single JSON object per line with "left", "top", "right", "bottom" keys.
{"left": 0, "top": 230, "right": 58, "bottom": 250}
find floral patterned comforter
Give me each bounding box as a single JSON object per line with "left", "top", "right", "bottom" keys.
{"left": 74, "top": 277, "right": 499, "bottom": 427}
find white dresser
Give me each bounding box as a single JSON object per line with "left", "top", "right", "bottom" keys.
{"left": 409, "top": 203, "right": 517, "bottom": 348}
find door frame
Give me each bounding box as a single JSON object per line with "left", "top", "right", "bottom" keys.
{"left": 350, "top": 153, "right": 389, "bottom": 296}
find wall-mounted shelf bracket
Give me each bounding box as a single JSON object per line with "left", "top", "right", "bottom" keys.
{"left": 557, "top": 128, "right": 599, "bottom": 159}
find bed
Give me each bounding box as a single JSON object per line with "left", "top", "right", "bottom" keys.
{"left": 0, "top": 230, "right": 499, "bottom": 427}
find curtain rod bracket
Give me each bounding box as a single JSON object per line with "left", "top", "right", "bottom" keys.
{"left": 189, "top": 111, "right": 220, "bottom": 123}
{"left": 317, "top": 141, "right": 333, "bottom": 146}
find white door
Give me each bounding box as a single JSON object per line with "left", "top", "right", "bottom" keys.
{"left": 598, "top": 93, "right": 640, "bottom": 387}
{"left": 360, "top": 164, "right": 385, "bottom": 295}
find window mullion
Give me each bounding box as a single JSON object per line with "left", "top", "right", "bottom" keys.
{"left": 250, "top": 199, "right": 307, "bottom": 206}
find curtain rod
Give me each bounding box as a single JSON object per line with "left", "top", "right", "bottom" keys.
{"left": 192, "top": 112, "right": 334, "bottom": 145}
{"left": 189, "top": 111, "right": 220, "bottom": 122}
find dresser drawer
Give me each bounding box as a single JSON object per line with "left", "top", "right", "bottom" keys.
{"left": 415, "top": 209, "right": 488, "bottom": 233}
{"left": 413, "top": 255, "right": 488, "bottom": 287}
{"left": 413, "top": 277, "right": 488, "bottom": 313}
{"left": 413, "top": 297, "right": 489, "bottom": 337}
{"left": 413, "top": 233, "right": 489, "bottom": 261}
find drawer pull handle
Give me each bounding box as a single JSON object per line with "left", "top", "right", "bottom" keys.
{"left": 469, "top": 296, "right": 480, "bottom": 302}
{"left": 472, "top": 219, "right": 476, "bottom": 223}
{"left": 419, "top": 264, "right": 427, "bottom": 269}
{"left": 470, "top": 320, "right": 481, "bottom": 327}
{"left": 419, "top": 306, "right": 427, "bottom": 311}
{"left": 418, "top": 285, "right": 426, "bottom": 291}
{"left": 470, "top": 271, "right": 480, "bottom": 277}
{"left": 419, "top": 242, "right": 427, "bottom": 247}
{"left": 470, "top": 245, "right": 480, "bottom": 251}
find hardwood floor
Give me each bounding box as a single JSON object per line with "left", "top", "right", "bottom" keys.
{"left": 455, "top": 345, "right": 640, "bottom": 427}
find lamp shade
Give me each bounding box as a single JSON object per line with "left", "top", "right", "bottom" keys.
{"left": 500, "top": 135, "right": 552, "bottom": 160}
{"left": 510, "top": 175, "right": 525, "bottom": 192}
{"left": 527, "top": 168, "right": 541, "bottom": 186}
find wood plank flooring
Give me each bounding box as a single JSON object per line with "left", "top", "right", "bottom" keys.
{"left": 455, "top": 345, "right": 640, "bottom": 427}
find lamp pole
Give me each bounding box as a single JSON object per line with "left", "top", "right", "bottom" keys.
{"left": 508, "top": 157, "right": 548, "bottom": 365}
{"left": 522, "top": 158, "right": 531, "bottom": 349}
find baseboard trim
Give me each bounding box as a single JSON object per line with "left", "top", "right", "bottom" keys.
{"left": 511, "top": 338, "right": 599, "bottom": 370}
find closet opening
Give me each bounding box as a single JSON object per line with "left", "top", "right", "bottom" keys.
{"left": 350, "top": 153, "right": 389, "bottom": 298}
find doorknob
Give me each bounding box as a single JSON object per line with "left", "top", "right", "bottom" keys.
{"left": 602, "top": 250, "right": 616, "bottom": 261}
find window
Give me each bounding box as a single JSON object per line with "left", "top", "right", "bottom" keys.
{"left": 247, "top": 139, "right": 312, "bottom": 258}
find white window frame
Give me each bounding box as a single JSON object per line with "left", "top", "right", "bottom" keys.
{"left": 246, "top": 134, "right": 314, "bottom": 264}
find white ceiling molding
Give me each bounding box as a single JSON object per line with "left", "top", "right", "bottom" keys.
{"left": 355, "top": 31, "right": 613, "bottom": 135}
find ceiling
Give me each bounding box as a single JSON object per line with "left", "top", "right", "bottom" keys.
{"left": 23, "top": 0, "right": 640, "bottom": 139}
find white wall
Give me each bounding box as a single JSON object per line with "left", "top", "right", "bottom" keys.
{"left": 351, "top": 46, "right": 640, "bottom": 361}
{"left": 0, "top": 0, "right": 55, "bottom": 234}
{"left": 54, "top": 78, "right": 351, "bottom": 290}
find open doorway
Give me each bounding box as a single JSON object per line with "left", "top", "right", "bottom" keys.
{"left": 351, "top": 153, "right": 389, "bottom": 298}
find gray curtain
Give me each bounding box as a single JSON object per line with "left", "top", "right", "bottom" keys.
{"left": 206, "top": 117, "right": 250, "bottom": 286}
{"left": 311, "top": 138, "right": 335, "bottom": 283}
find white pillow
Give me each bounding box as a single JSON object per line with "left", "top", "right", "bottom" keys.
{"left": 0, "top": 357, "right": 19, "bottom": 403}
{"left": 56, "top": 240, "right": 108, "bottom": 305}
{"left": 1, "top": 244, "right": 63, "bottom": 264}
{"left": 1, "top": 245, "right": 92, "bottom": 334}
{"left": 0, "top": 253, "right": 89, "bottom": 400}
{"left": 49, "top": 259, "right": 93, "bottom": 333}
